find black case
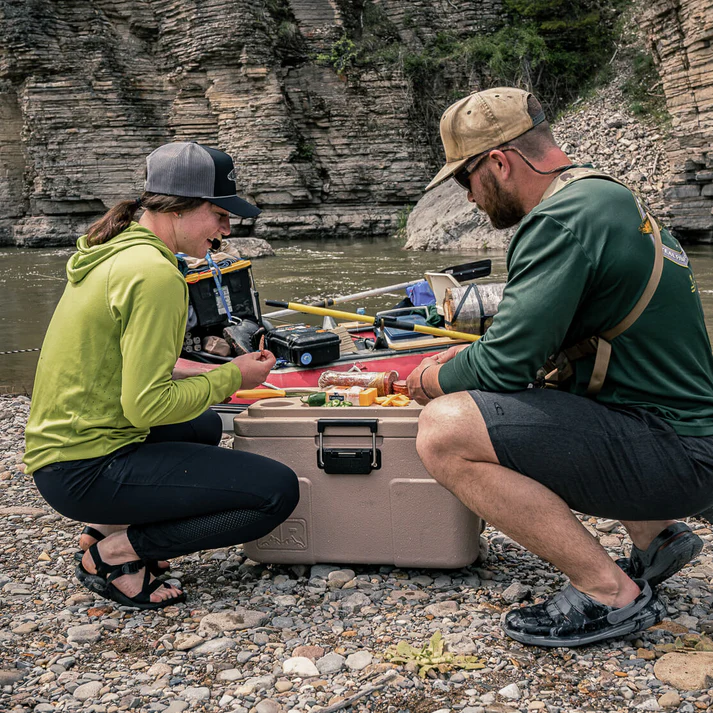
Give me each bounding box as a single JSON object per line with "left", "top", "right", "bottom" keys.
{"left": 188, "top": 267, "right": 256, "bottom": 329}
{"left": 266, "top": 325, "right": 341, "bottom": 367}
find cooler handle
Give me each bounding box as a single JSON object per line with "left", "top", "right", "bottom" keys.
{"left": 316, "top": 418, "right": 379, "bottom": 472}
{"left": 317, "top": 419, "right": 378, "bottom": 433}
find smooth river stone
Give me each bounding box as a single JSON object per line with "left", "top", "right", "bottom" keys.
{"left": 283, "top": 657, "right": 319, "bottom": 677}
{"left": 654, "top": 652, "right": 713, "bottom": 690}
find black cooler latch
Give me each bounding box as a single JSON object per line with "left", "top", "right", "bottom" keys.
{"left": 316, "top": 419, "right": 381, "bottom": 475}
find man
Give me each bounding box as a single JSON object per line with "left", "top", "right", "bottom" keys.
{"left": 406, "top": 87, "right": 713, "bottom": 647}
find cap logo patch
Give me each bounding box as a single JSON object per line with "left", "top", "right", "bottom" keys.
{"left": 227, "top": 168, "right": 237, "bottom": 182}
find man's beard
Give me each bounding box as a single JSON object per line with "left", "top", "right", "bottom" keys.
{"left": 477, "top": 169, "right": 525, "bottom": 229}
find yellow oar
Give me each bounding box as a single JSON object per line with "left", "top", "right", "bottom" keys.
{"left": 264, "top": 300, "right": 480, "bottom": 343}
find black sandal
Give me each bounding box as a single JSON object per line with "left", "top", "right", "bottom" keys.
{"left": 75, "top": 526, "right": 171, "bottom": 578}
{"left": 75, "top": 544, "right": 186, "bottom": 610}
{"left": 616, "top": 522, "right": 703, "bottom": 587}
{"left": 503, "top": 579, "right": 664, "bottom": 648}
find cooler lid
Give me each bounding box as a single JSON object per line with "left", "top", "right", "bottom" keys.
{"left": 234, "top": 397, "right": 421, "bottom": 438}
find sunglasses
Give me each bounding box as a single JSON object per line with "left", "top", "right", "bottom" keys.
{"left": 453, "top": 151, "right": 493, "bottom": 191}
{"left": 454, "top": 146, "right": 541, "bottom": 191}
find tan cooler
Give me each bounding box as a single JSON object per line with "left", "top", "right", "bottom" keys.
{"left": 233, "top": 398, "right": 483, "bottom": 568}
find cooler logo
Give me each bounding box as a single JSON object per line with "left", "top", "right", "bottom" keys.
{"left": 257, "top": 519, "right": 307, "bottom": 550}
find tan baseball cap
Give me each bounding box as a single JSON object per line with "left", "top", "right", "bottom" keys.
{"left": 426, "top": 87, "right": 544, "bottom": 191}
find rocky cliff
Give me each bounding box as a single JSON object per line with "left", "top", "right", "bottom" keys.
{"left": 0, "top": 0, "right": 504, "bottom": 246}
{"left": 404, "top": 73, "right": 672, "bottom": 251}
{"left": 1, "top": 0, "right": 712, "bottom": 247}
{"left": 641, "top": 0, "right": 713, "bottom": 242}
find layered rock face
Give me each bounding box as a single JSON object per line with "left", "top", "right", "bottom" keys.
{"left": 641, "top": 0, "right": 713, "bottom": 242}
{"left": 0, "top": 0, "right": 504, "bottom": 246}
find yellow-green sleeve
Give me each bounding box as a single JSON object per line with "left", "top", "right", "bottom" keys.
{"left": 109, "top": 257, "right": 242, "bottom": 428}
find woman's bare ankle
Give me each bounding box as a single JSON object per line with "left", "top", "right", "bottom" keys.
{"left": 82, "top": 531, "right": 138, "bottom": 571}
{"left": 79, "top": 524, "right": 128, "bottom": 549}
{"left": 81, "top": 538, "right": 182, "bottom": 602}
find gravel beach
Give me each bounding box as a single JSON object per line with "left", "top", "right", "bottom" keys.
{"left": 2, "top": 394, "right": 713, "bottom": 713}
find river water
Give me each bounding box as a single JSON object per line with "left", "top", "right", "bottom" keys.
{"left": 2, "top": 240, "right": 713, "bottom": 394}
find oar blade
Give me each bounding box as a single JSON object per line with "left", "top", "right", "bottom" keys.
{"left": 440, "top": 259, "right": 492, "bottom": 282}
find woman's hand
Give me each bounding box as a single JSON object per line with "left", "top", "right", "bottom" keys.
{"left": 231, "top": 350, "right": 277, "bottom": 390}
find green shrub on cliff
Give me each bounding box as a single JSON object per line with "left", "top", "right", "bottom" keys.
{"left": 337, "top": 0, "right": 626, "bottom": 159}
{"left": 621, "top": 48, "right": 668, "bottom": 122}
{"left": 264, "top": 0, "right": 308, "bottom": 64}
{"left": 362, "top": 0, "right": 621, "bottom": 117}
{"left": 316, "top": 35, "right": 359, "bottom": 78}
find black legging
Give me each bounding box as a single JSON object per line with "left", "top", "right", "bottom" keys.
{"left": 33, "top": 410, "right": 299, "bottom": 560}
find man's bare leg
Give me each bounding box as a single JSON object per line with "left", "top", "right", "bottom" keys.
{"left": 620, "top": 520, "right": 676, "bottom": 550}
{"left": 416, "top": 393, "right": 640, "bottom": 608}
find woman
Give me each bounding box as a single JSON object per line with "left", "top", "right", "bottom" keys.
{"left": 24, "top": 142, "right": 299, "bottom": 610}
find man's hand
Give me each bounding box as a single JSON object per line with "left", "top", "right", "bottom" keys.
{"left": 231, "top": 350, "right": 277, "bottom": 390}
{"left": 407, "top": 356, "right": 445, "bottom": 405}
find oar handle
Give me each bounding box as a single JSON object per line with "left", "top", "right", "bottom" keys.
{"left": 381, "top": 316, "right": 479, "bottom": 343}
{"left": 263, "top": 281, "right": 425, "bottom": 318}
{"left": 263, "top": 300, "right": 478, "bottom": 342}
{"left": 266, "top": 301, "right": 376, "bottom": 325}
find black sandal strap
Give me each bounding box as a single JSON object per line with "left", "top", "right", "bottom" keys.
{"left": 78, "top": 554, "right": 185, "bottom": 610}
{"left": 81, "top": 526, "right": 106, "bottom": 543}
{"left": 87, "top": 543, "right": 112, "bottom": 579}
{"left": 105, "top": 559, "right": 145, "bottom": 585}
{"left": 120, "top": 565, "right": 169, "bottom": 604}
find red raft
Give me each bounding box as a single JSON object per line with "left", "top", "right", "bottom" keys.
{"left": 177, "top": 329, "right": 449, "bottom": 406}
{"left": 178, "top": 258, "right": 492, "bottom": 420}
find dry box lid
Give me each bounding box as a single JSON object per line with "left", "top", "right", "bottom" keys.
{"left": 234, "top": 397, "right": 422, "bottom": 438}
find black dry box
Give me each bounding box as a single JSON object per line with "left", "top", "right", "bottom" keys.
{"left": 265, "top": 324, "right": 340, "bottom": 367}
{"left": 186, "top": 261, "right": 259, "bottom": 329}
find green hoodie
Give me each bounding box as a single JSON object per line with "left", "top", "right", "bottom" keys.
{"left": 437, "top": 179, "right": 713, "bottom": 436}
{"left": 23, "top": 223, "right": 242, "bottom": 474}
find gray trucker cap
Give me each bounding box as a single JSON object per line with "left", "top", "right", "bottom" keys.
{"left": 145, "top": 142, "right": 261, "bottom": 218}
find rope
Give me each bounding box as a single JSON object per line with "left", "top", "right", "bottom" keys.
{"left": 0, "top": 348, "right": 41, "bottom": 355}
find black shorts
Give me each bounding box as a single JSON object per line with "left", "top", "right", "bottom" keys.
{"left": 470, "top": 388, "right": 713, "bottom": 521}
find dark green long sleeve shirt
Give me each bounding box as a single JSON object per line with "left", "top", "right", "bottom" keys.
{"left": 438, "top": 178, "right": 713, "bottom": 436}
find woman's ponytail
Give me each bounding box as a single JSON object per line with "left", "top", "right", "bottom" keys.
{"left": 85, "top": 192, "right": 205, "bottom": 246}
{"left": 86, "top": 197, "right": 143, "bottom": 246}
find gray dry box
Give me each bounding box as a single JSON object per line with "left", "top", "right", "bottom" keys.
{"left": 233, "top": 398, "right": 483, "bottom": 568}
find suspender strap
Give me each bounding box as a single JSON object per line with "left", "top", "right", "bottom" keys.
{"left": 585, "top": 338, "right": 613, "bottom": 397}
{"left": 601, "top": 213, "right": 664, "bottom": 342}
{"left": 561, "top": 336, "right": 598, "bottom": 362}
{"left": 585, "top": 213, "right": 664, "bottom": 396}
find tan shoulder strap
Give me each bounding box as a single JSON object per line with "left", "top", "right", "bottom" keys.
{"left": 602, "top": 214, "right": 664, "bottom": 341}
{"left": 539, "top": 168, "right": 666, "bottom": 396}
{"left": 540, "top": 167, "right": 623, "bottom": 204}
{"left": 586, "top": 214, "right": 664, "bottom": 396}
